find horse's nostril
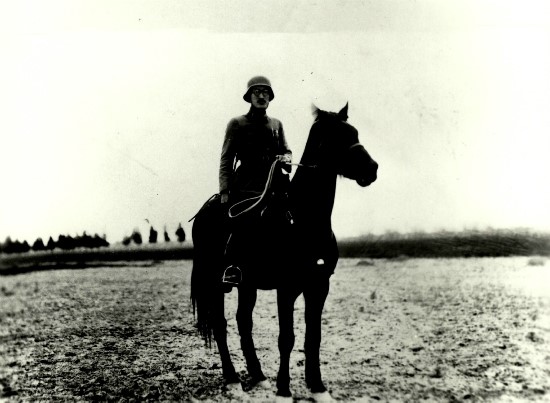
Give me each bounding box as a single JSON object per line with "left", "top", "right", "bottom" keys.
{"left": 357, "top": 177, "right": 370, "bottom": 187}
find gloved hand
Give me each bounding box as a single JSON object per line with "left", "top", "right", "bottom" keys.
{"left": 277, "top": 154, "right": 292, "bottom": 173}
{"left": 276, "top": 154, "right": 292, "bottom": 164}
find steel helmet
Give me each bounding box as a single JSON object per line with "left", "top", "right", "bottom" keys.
{"left": 243, "top": 76, "right": 275, "bottom": 102}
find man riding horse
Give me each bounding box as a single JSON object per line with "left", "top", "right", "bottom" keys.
{"left": 219, "top": 76, "right": 292, "bottom": 286}
{"left": 192, "top": 76, "right": 378, "bottom": 401}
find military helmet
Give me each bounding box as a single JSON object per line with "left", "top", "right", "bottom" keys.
{"left": 243, "top": 76, "right": 275, "bottom": 102}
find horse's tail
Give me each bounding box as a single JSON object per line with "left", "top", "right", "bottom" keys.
{"left": 190, "top": 194, "right": 227, "bottom": 346}
{"left": 190, "top": 249, "right": 213, "bottom": 346}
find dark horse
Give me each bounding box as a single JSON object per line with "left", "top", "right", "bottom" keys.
{"left": 191, "top": 104, "right": 378, "bottom": 401}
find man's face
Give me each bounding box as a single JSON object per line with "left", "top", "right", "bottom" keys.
{"left": 250, "top": 86, "right": 271, "bottom": 109}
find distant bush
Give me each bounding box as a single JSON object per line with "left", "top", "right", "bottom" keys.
{"left": 121, "top": 230, "right": 143, "bottom": 246}
{"left": 1, "top": 237, "right": 31, "bottom": 254}
{"left": 131, "top": 229, "right": 142, "bottom": 245}
{"left": 57, "top": 235, "right": 76, "bottom": 250}
{"left": 72, "top": 232, "right": 108, "bottom": 249}
{"left": 46, "top": 237, "right": 56, "bottom": 251}
{"left": 527, "top": 257, "right": 546, "bottom": 266}
{"left": 32, "top": 238, "right": 46, "bottom": 251}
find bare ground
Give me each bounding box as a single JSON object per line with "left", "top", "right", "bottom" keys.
{"left": 0, "top": 257, "right": 549, "bottom": 402}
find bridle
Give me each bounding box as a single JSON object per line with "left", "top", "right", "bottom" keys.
{"left": 293, "top": 141, "right": 362, "bottom": 170}
{"left": 292, "top": 141, "right": 362, "bottom": 169}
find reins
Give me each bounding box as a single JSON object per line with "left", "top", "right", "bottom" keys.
{"left": 228, "top": 160, "right": 279, "bottom": 218}
{"left": 228, "top": 160, "right": 318, "bottom": 218}
{"left": 228, "top": 160, "right": 317, "bottom": 218}
{"left": 188, "top": 160, "right": 316, "bottom": 223}
{"left": 289, "top": 162, "right": 318, "bottom": 169}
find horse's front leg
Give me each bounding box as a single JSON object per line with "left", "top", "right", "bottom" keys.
{"left": 236, "top": 285, "right": 268, "bottom": 385}
{"left": 276, "top": 286, "right": 300, "bottom": 398}
{"left": 211, "top": 290, "right": 240, "bottom": 386}
{"left": 303, "top": 274, "right": 331, "bottom": 396}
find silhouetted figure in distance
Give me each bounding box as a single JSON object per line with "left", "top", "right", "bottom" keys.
{"left": 175, "top": 223, "right": 186, "bottom": 243}
{"left": 149, "top": 226, "right": 158, "bottom": 244}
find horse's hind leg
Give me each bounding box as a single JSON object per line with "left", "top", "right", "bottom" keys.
{"left": 211, "top": 291, "right": 240, "bottom": 385}
{"left": 236, "top": 285, "right": 266, "bottom": 384}
{"left": 303, "top": 275, "right": 330, "bottom": 394}
{"left": 276, "top": 286, "right": 300, "bottom": 398}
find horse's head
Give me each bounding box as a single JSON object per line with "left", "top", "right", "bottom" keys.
{"left": 312, "top": 103, "right": 378, "bottom": 187}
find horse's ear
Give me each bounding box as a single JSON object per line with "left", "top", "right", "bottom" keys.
{"left": 338, "top": 103, "right": 349, "bottom": 121}
{"left": 311, "top": 104, "right": 320, "bottom": 117}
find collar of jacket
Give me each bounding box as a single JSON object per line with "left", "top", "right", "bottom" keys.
{"left": 246, "top": 107, "right": 269, "bottom": 123}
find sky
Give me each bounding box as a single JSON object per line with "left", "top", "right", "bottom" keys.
{"left": 1, "top": 0, "right": 549, "bottom": 244}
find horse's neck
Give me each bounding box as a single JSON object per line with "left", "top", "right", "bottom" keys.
{"left": 290, "top": 167, "right": 337, "bottom": 226}
{"left": 290, "top": 122, "right": 338, "bottom": 228}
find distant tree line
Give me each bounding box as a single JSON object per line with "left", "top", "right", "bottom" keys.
{"left": 0, "top": 232, "right": 109, "bottom": 255}
{"left": 0, "top": 223, "right": 188, "bottom": 254}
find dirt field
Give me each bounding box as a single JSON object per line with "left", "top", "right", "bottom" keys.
{"left": 1, "top": 257, "right": 549, "bottom": 402}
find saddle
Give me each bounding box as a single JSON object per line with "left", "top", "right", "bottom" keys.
{"left": 191, "top": 161, "right": 293, "bottom": 291}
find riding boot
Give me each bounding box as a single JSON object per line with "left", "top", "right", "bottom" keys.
{"left": 222, "top": 232, "right": 243, "bottom": 288}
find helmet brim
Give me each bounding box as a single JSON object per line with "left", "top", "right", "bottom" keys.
{"left": 243, "top": 86, "right": 275, "bottom": 103}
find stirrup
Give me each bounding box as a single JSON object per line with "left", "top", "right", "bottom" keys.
{"left": 222, "top": 265, "right": 242, "bottom": 286}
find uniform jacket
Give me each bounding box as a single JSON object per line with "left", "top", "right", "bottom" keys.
{"left": 219, "top": 108, "right": 292, "bottom": 198}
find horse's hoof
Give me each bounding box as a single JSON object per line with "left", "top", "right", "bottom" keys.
{"left": 275, "top": 395, "right": 293, "bottom": 403}
{"left": 225, "top": 382, "right": 243, "bottom": 393}
{"left": 225, "top": 382, "right": 247, "bottom": 400}
{"left": 312, "top": 390, "right": 334, "bottom": 402}
{"left": 254, "top": 379, "right": 272, "bottom": 390}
